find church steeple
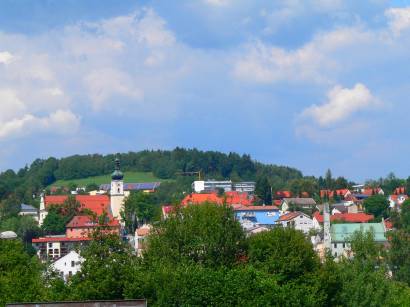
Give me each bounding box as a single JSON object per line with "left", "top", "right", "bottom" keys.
{"left": 111, "top": 157, "right": 124, "bottom": 181}
{"left": 110, "top": 156, "right": 125, "bottom": 220}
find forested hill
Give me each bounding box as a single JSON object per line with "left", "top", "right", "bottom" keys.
{"left": 0, "top": 148, "right": 303, "bottom": 204}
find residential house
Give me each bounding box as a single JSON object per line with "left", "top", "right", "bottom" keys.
{"left": 362, "top": 187, "right": 384, "bottom": 196}
{"left": 19, "top": 204, "right": 38, "bottom": 221}
{"left": 275, "top": 191, "right": 292, "bottom": 199}
{"left": 51, "top": 250, "right": 83, "bottom": 281}
{"left": 281, "top": 198, "right": 317, "bottom": 213}
{"left": 388, "top": 194, "right": 408, "bottom": 209}
{"left": 32, "top": 236, "right": 91, "bottom": 261}
{"left": 135, "top": 224, "right": 152, "bottom": 256}
{"left": 191, "top": 180, "right": 256, "bottom": 194}
{"left": 66, "top": 215, "right": 120, "bottom": 239}
{"left": 330, "top": 223, "right": 387, "bottom": 258}
{"left": 313, "top": 212, "right": 374, "bottom": 230}
{"left": 276, "top": 211, "right": 315, "bottom": 234}
{"left": 181, "top": 191, "right": 253, "bottom": 206}
{"left": 233, "top": 205, "right": 280, "bottom": 229}
{"left": 39, "top": 194, "right": 111, "bottom": 226}
{"left": 394, "top": 187, "right": 406, "bottom": 195}
{"left": 320, "top": 189, "right": 352, "bottom": 199}
{"left": 331, "top": 202, "right": 358, "bottom": 215}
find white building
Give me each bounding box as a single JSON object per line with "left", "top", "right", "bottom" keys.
{"left": 51, "top": 250, "right": 83, "bottom": 281}
{"left": 192, "top": 180, "right": 255, "bottom": 193}
{"left": 276, "top": 211, "right": 315, "bottom": 234}
{"left": 330, "top": 223, "right": 387, "bottom": 259}
{"left": 19, "top": 204, "right": 39, "bottom": 222}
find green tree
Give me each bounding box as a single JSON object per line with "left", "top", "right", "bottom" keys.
{"left": 41, "top": 207, "right": 67, "bottom": 235}
{"left": 389, "top": 230, "right": 410, "bottom": 285}
{"left": 145, "top": 203, "right": 246, "bottom": 267}
{"left": 255, "top": 176, "right": 272, "bottom": 205}
{"left": 247, "top": 227, "right": 320, "bottom": 281}
{"left": 363, "top": 194, "right": 390, "bottom": 220}
{"left": 121, "top": 192, "right": 159, "bottom": 234}
{"left": 68, "top": 231, "right": 134, "bottom": 300}
{"left": 0, "top": 239, "right": 45, "bottom": 306}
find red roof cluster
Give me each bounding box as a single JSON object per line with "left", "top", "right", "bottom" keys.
{"left": 181, "top": 192, "right": 253, "bottom": 206}
{"left": 394, "top": 187, "right": 406, "bottom": 195}
{"left": 362, "top": 188, "right": 383, "bottom": 196}
{"left": 275, "top": 191, "right": 292, "bottom": 198}
{"left": 66, "top": 215, "right": 120, "bottom": 228}
{"left": 313, "top": 211, "right": 374, "bottom": 223}
{"left": 45, "top": 195, "right": 111, "bottom": 216}
{"left": 320, "top": 189, "right": 350, "bottom": 198}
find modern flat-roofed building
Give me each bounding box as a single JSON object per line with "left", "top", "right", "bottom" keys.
{"left": 192, "top": 180, "right": 255, "bottom": 193}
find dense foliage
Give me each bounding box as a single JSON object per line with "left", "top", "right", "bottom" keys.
{"left": 3, "top": 204, "right": 410, "bottom": 307}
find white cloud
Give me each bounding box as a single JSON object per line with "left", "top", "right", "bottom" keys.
{"left": 84, "top": 68, "right": 143, "bottom": 110}
{"left": 0, "top": 110, "right": 80, "bottom": 140}
{"left": 385, "top": 7, "right": 410, "bottom": 35}
{"left": 0, "top": 51, "right": 14, "bottom": 64}
{"left": 233, "top": 27, "right": 374, "bottom": 84}
{"left": 204, "top": 0, "right": 231, "bottom": 7}
{"left": 301, "top": 83, "right": 377, "bottom": 126}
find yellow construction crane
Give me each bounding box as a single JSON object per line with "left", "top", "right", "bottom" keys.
{"left": 176, "top": 170, "right": 202, "bottom": 180}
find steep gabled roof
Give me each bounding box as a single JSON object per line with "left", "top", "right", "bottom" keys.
{"left": 278, "top": 211, "right": 308, "bottom": 222}
{"left": 313, "top": 212, "right": 374, "bottom": 223}
{"left": 66, "top": 215, "right": 119, "bottom": 228}
{"left": 45, "top": 195, "right": 110, "bottom": 216}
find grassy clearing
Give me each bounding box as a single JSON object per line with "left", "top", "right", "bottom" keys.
{"left": 50, "top": 171, "right": 167, "bottom": 188}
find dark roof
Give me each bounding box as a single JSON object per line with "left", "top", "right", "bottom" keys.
{"left": 20, "top": 204, "right": 38, "bottom": 212}
{"left": 100, "top": 182, "right": 161, "bottom": 191}
{"left": 282, "top": 198, "right": 316, "bottom": 206}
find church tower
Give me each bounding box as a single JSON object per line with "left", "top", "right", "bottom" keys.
{"left": 110, "top": 157, "right": 125, "bottom": 221}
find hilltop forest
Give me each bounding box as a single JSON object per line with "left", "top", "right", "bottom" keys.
{"left": 0, "top": 148, "right": 409, "bottom": 209}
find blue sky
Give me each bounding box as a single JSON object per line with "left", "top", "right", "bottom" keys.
{"left": 0, "top": 0, "right": 410, "bottom": 181}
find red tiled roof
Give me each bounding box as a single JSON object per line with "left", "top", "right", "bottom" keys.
{"left": 181, "top": 192, "right": 253, "bottom": 206}
{"left": 66, "top": 215, "right": 119, "bottom": 228}
{"left": 278, "top": 211, "right": 305, "bottom": 222}
{"left": 32, "top": 236, "right": 91, "bottom": 243}
{"left": 276, "top": 191, "right": 292, "bottom": 198}
{"left": 362, "top": 188, "right": 382, "bottom": 196}
{"left": 320, "top": 189, "right": 351, "bottom": 198}
{"left": 45, "top": 195, "right": 110, "bottom": 216}
{"left": 394, "top": 187, "right": 406, "bottom": 195}
{"left": 389, "top": 194, "right": 408, "bottom": 203}
{"left": 313, "top": 211, "right": 374, "bottom": 223}
{"left": 136, "top": 227, "right": 151, "bottom": 236}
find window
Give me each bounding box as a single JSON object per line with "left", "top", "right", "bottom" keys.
{"left": 334, "top": 243, "right": 337, "bottom": 248}
{"left": 71, "top": 261, "right": 75, "bottom": 267}
{"left": 54, "top": 249, "right": 59, "bottom": 254}
{"left": 342, "top": 243, "right": 346, "bottom": 248}
{"left": 69, "top": 271, "right": 72, "bottom": 277}
{"left": 48, "top": 243, "right": 52, "bottom": 248}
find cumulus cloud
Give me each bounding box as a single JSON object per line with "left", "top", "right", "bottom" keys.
{"left": 385, "top": 7, "right": 410, "bottom": 35}
{"left": 0, "top": 51, "right": 14, "bottom": 64}
{"left": 233, "top": 27, "right": 373, "bottom": 84}
{"left": 0, "top": 110, "right": 80, "bottom": 140}
{"left": 301, "top": 83, "right": 377, "bottom": 126}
